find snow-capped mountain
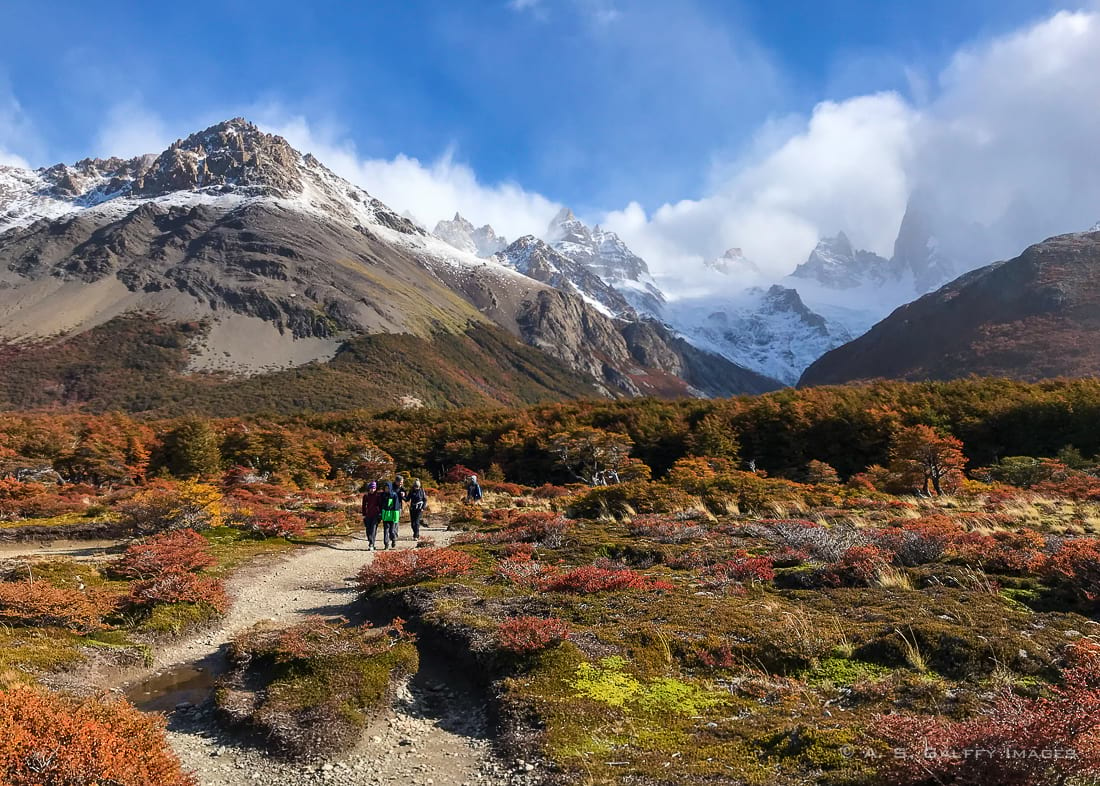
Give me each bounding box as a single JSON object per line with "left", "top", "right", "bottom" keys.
{"left": 704, "top": 248, "right": 762, "bottom": 278}
{"left": 0, "top": 119, "right": 428, "bottom": 239}
{"left": 665, "top": 285, "right": 852, "bottom": 386}
{"left": 791, "top": 232, "right": 892, "bottom": 290}
{"left": 495, "top": 235, "right": 633, "bottom": 317}
{"left": 545, "top": 208, "right": 665, "bottom": 315}
{"left": 432, "top": 213, "right": 507, "bottom": 257}
{"left": 0, "top": 118, "right": 779, "bottom": 401}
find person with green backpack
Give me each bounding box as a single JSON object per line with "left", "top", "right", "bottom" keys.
{"left": 381, "top": 481, "right": 401, "bottom": 549}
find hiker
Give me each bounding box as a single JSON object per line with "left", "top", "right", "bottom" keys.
{"left": 361, "top": 480, "right": 384, "bottom": 550}
{"left": 393, "top": 475, "right": 408, "bottom": 510}
{"left": 465, "top": 474, "right": 483, "bottom": 503}
{"left": 407, "top": 478, "right": 427, "bottom": 539}
{"left": 381, "top": 481, "right": 401, "bottom": 549}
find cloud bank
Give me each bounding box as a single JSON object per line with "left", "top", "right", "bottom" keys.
{"left": 256, "top": 8, "right": 1100, "bottom": 297}
{"left": 603, "top": 9, "right": 1100, "bottom": 285}
{"left": 262, "top": 115, "right": 564, "bottom": 241}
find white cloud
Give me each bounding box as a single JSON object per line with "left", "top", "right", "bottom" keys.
{"left": 604, "top": 93, "right": 916, "bottom": 282}
{"left": 603, "top": 8, "right": 1100, "bottom": 289}
{"left": 509, "top": 0, "right": 619, "bottom": 25}
{"left": 262, "top": 115, "right": 564, "bottom": 241}
{"left": 94, "top": 99, "right": 171, "bottom": 159}
{"left": 0, "top": 82, "right": 35, "bottom": 168}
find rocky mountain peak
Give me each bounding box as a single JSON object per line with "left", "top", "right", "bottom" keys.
{"left": 1089, "top": 220, "right": 1100, "bottom": 233}
{"left": 433, "top": 213, "right": 507, "bottom": 257}
{"left": 703, "top": 247, "right": 762, "bottom": 278}
{"left": 131, "top": 118, "right": 303, "bottom": 198}
{"left": 30, "top": 118, "right": 308, "bottom": 205}
{"left": 546, "top": 206, "right": 592, "bottom": 246}
{"left": 791, "top": 232, "right": 891, "bottom": 290}
{"left": 498, "top": 235, "right": 634, "bottom": 317}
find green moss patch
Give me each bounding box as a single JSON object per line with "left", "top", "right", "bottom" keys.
{"left": 215, "top": 618, "right": 418, "bottom": 758}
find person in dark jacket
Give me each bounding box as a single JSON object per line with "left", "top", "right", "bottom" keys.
{"left": 381, "top": 481, "right": 401, "bottom": 549}
{"left": 407, "top": 478, "right": 428, "bottom": 540}
{"left": 361, "top": 480, "right": 384, "bottom": 550}
{"left": 466, "top": 474, "right": 483, "bottom": 503}
{"left": 393, "top": 475, "right": 408, "bottom": 511}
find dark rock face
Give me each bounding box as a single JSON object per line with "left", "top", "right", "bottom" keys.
{"left": 800, "top": 232, "right": 1100, "bottom": 385}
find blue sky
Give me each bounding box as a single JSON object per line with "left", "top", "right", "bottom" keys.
{"left": 1, "top": 0, "right": 1057, "bottom": 207}
{"left": 2, "top": 0, "right": 1098, "bottom": 280}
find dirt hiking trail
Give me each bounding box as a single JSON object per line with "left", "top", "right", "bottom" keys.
{"left": 120, "top": 529, "right": 535, "bottom": 786}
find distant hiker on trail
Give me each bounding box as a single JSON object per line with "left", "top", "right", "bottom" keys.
{"left": 407, "top": 478, "right": 427, "bottom": 539}
{"left": 361, "top": 480, "right": 384, "bottom": 551}
{"left": 466, "top": 474, "right": 483, "bottom": 504}
{"left": 381, "top": 481, "right": 401, "bottom": 549}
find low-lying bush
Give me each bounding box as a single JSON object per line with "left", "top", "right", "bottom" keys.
{"left": 0, "top": 687, "right": 193, "bottom": 785}
{"left": 702, "top": 552, "right": 776, "bottom": 589}
{"left": 128, "top": 569, "right": 229, "bottom": 614}
{"left": 0, "top": 580, "right": 110, "bottom": 633}
{"left": 1041, "top": 537, "right": 1100, "bottom": 602}
{"left": 567, "top": 482, "right": 699, "bottom": 520}
{"left": 538, "top": 563, "right": 672, "bottom": 594}
{"left": 628, "top": 513, "right": 708, "bottom": 543}
{"left": 117, "top": 479, "right": 223, "bottom": 534}
{"left": 497, "top": 616, "right": 571, "bottom": 653}
{"left": 218, "top": 618, "right": 418, "bottom": 757}
{"left": 356, "top": 548, "right": 477, "bottom": 591}
{"left": 873, "top": 639, "right": 1100, "bottom": 785}
{"left": 108, "top": 529, "right": 215, "bottom": 579}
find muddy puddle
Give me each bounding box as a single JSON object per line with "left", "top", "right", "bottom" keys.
{"left": 126, "top": 662, "right": 222, "bottom": 713}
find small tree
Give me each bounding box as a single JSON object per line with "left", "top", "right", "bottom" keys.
{"left": 889, "top": 425, "right": 966, "bottom": 496}
{"left": 686, "top": 413, "right": 740, "bottom": 460}
{"left": 161, "top": 418, "right": 222, "bottom": 478}
{"left": 806, "top": 459, "right": 841, "bottom": 486}
{"left": 546, "top": 428, "right": 634, "bottom": 486}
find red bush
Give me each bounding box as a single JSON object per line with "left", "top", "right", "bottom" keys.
{"left": 1041, "top": 537, "right": 1100, "bottom": 601}
{"left": 538, "top": 564, "right": 672, "bottom": 593}
{"left": 873, "top": 639, "right": 1100, "bottom": 786}
{"left": 249, "top": 510, "right": 308, "bottom": 538}
{"left": 495, "top": 554, "right": 558, "bottom": 588}
{"left": 0, "top": 581, "right": 109, "bottom": 632}
{"left": 703, "top": 551, "right": 775, "bottom": 589}
{"left": 485, "top": 481, "right": 526, "bottom": 496}
{"left": 497, "top": 616, "right": 570, "bottom": 653}
{"left": 129, "top": 569, "right": 229, "bottom": 613}
{"left": 109, "top": 529, "right": 215, "bottom": 579}
{"left": 443, "top": 465, "right": 480, "bottom": 484}
{"left": 948, "top": 529, "right": 1047, "bottom": 574}
{"left": 0, "top": 687, "right": 193, "bottom": 786}
{"left": 532, "top": 483, "right": 572, "bottom": 499}
{"left": 356, "top": 548, "right": 477, "bottom": 591}
{"left": 628, "top": 514, "right": 708, "bottom": 543}
{"left": 503, "top": 542, "right": 536, "bottom": 560}
{"left": 836, "top": 545, "right": 892, "bottom": 585}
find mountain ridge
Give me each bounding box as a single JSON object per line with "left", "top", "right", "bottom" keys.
{"left": 0, "top": 118, "right": 780, "bottom": 408}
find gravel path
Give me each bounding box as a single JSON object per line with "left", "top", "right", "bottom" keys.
{"left": 121, "top": 528, "right": 534, "bottom": 786}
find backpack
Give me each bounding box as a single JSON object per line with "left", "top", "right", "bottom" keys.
{"left": 381, "top": 492, "right": 400, "bottom": 523}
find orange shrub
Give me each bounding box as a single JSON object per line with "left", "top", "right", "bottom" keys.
{"left": 128, "top": 569, "right": 229, "bottom": 613}
{"left": 0, "top": 687, "right": 193, "bottom": 786}
{"left": 356, "top": 548, "right": 477, "bottom": 591}
{"left": 108, "top": 529, "right": 215, "bottom": 579}
{"left": 1041, "top": 537, "right": 1100, "bottom": 601}
{"left": 0, "top": 581, "right": 108, "bottom": 633}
